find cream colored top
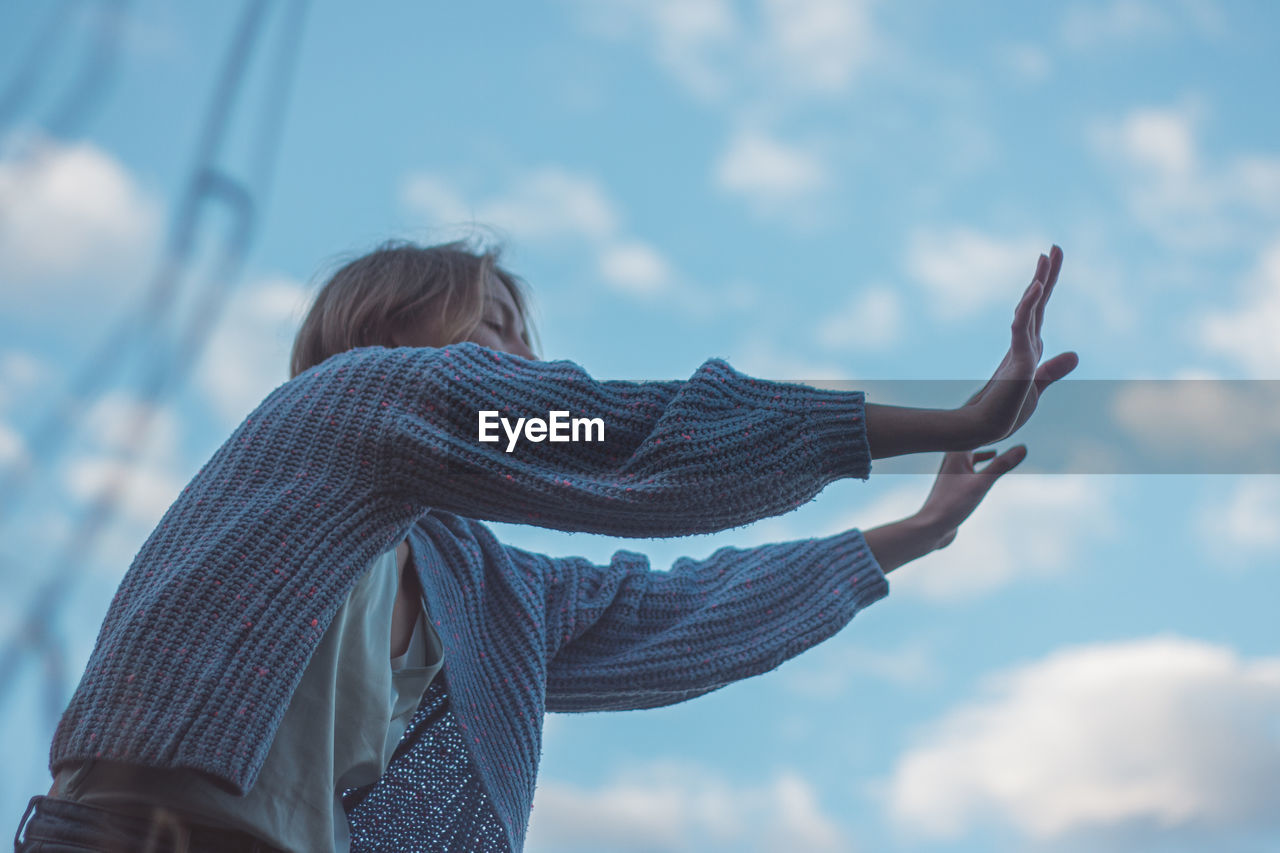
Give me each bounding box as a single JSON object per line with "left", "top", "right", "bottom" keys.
{"left": 55, "top": 545, "right": 444, "bottom": 853}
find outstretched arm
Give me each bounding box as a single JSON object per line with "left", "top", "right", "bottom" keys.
{"left": 511, "top": 527, "right": 887, "bottom": 713}
{"left": 279, "top": 245, "right": 1071, "bottom": 539}
{"left": 521, "top": 440, "right": 1029, "bottom": 712}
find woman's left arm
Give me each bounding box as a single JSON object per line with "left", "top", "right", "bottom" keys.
{"left": 512, "top": 527, "right": 888, "bottom": 713}
{"left": 523, "top": 442, "right": 1027, "bottom": 712}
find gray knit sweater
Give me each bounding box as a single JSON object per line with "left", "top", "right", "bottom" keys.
{"left": 49, "top": 341, "right": 889, "bottom": 850}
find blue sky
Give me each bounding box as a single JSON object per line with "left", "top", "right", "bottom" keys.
{"left": 2, "top": 1, "right": 1279, "bottom": 850}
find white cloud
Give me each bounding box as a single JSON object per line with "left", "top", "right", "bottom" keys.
{"left": 62, "top": 456, "right": 185, "bottom": 525}
{"left": 401, "top": 167, "right": 680, "bottom": 300}
{"left": 59, "top": 392, "right": 187, "bottom": 527}
{"left": 0, "top": 134, "right": 160, "bottom": 308}
{"left": 904, "top": 227, "right": 1045, "bottom": 320}
{"left": 714, "top": 128, "right": 828, "bottom": 218}
{"left": 402, "top": 167, "right": 618, "bottom": 244}
{"left": 194, "top": 276, "right": 310, "bottom": 427}
{"left": 568, "top": 1, "right": 880, "bottom": 230}
{"left": 817, "top": 285, "right": 903, "bottom": 351}
{"left": 527, "top": 759, "right": 853, "bottom": 852}
{"left": 884, "top": 636, "right": 1280, "bottom": 842}
{"left": 570, "top": 0, "right": 739, "bottom": 99}
{"left": 757, "top": 0, "right": 876, "bottom": 95}
{"left": 1113, "top": 108, "right": 1196, "bottom": 175}
{"left": 1088, "top": 102, "right": 1280, "bottom": 250}
{"left": 1197, "top": 478, "right": 1280, "bottom": 556}
{"left": 598, "top": 240, "right": 672, "bottom": 295}
{"left": 479, "top": 168, "right": 620, "bottom": 242}
{"left": 568, "top": 0, "right": 879, "bottom": 102}
{"left": 1109, "top": 378, "right": 1280, "bottom": 464}
{"left": 1198, "top": 239, "right": 1280, "bottom": 377}
{"left": 398, "top": 173, "right": 472, "bottom": 227}
{"left": 840, "top": 475, "right": 1113, "bottom": 602}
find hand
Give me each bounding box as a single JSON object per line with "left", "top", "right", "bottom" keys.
{"left": 916, "top": 445, "right": 1028, "bottom": 549}
{"left": 959, "top": 245, "right": 1079, "bottom": 447}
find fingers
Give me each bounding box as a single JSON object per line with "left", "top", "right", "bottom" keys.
{"left": 1034, "top": 245, "right": 1063, "bottom": 338}
{"left": 980, "top": 444, "right": 1027, "bottom": 480}
{"left": 1032, "top": 252, "right": 1049, "bottom": 289}
{"left": 1013, "top": 279, "right": 1042, "bottom": 356}
{"left": 1033, "top": 351, "right": 1080, "bottom": 393}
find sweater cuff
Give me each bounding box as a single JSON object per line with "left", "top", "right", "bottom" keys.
{"left": 826, "top": 527, "right": 889, "bottom": 609}
{"left": 799, "top": 388, "right": 872, "bottom": 482}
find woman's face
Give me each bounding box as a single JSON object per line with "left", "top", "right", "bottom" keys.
{"left": 466, "top": 272, "right": 535, "bottom": 360}
{"left": 394, "top": 270, "right": 535, "bottom": 360}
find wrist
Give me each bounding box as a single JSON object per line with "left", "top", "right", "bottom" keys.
{"left": 864, "top": 514, "right": 948, "bottom": 575}
{"left": 909, "top": 511, "right": 954, "bottom": 548}
{"left": 866, "top": 404, "right": 983, "bottom": 458}
{"left": 944, "top": 406, "right": 987, "bottom": 452}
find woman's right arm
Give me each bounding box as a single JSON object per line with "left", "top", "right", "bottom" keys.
{"left": 299, "top": 334, "right": 1057, "bottom": 540}
{"left": 340, "top": 340, "right": 873, "bottom": 538}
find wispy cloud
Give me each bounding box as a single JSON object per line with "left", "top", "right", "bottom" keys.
{"left": 834, "top": 475, "right": 1113, "bottom": 602}
{"left": 755, "top": 0, "right": 877, "bottom": 96}
{"left": 817, "top": 284, "right": 904, "bottom": 351}
{"left": 1196, "top": 477, "right": 1280, "bottom": 559}
{"left": 402, "top": 167, "right": 619, "bottom": 244}
{"left": 904, "top": 226, "right": 1045, "bottom": 321}
{"left": 1197, "top": 237, "right": 1280, "bottom": 377}
{"left": 58, "top": 392, "right": 188, "bottom": 528}
{"left": 567, "top": 0, "right": 880, "bottom": 103}
{"left": 401, "top": 166, "right": 677, "bottom": 297}
{"left": 194, "top": 276, "right": 311, "bottom": 428}
{"left": 528, "top": 758, "right": 854, "bottom": 852}
{"left": 1087, "top": 100, "right": 1280, "bottom": 251}
{"left": 1060, "top": 0, "right": 1228, "bottom": 51}
{"left": 568, "top": 0, "right": 883, "bottom": 229}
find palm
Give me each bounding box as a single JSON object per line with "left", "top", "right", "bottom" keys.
{"left": 963, "top": 246, "right": 1078, "bottom": 446}
{"left": 920, "top": 446, "right": 1027, "bottom": 548}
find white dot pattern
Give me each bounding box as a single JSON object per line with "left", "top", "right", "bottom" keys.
{"left": 344, "top": 670, "right": 511, "bottom": 852}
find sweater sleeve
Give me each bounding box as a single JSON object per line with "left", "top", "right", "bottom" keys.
{"left": 503, "top": 527, "right": 887, "bottom": 712}
{"left": 325, "top": 342, "right": 871, "bottom": 538}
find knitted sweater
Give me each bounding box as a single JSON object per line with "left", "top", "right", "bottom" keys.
{"left": 49, "top": 341, "right": 889, "bottom": 851}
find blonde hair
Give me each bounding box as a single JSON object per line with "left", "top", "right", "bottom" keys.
{"left": 289, "top": 238, "right": 539, "bottom": 379}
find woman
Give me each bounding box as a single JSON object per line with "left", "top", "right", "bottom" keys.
{"left": 16, "top": 240, "right": 1075, "bottom": 851}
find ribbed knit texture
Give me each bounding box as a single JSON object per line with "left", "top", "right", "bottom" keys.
{"left": 49, "top": 341, "right": 888, "bottom": 851}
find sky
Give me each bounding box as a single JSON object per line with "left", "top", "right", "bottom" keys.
{"left": 2, "top": 1, "right": 1279, "bottom": 851}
